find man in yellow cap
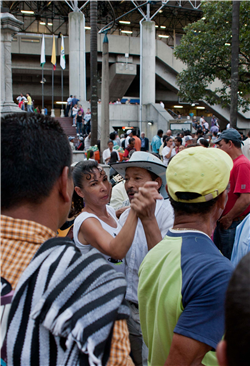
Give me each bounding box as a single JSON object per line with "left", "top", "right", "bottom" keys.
{"left": 138, "top": 147, "right": 234, "bottom": 366}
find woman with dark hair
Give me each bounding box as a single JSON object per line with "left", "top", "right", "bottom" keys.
{"left": 162, "top": 137, "right": 176, "bottom": 166}
{"left": 72, "top": 160, "right": 158, "bottom": 273}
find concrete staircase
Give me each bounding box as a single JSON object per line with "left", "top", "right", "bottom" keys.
{"left": 57, "top": 117, "right": 77, "bottom": 137}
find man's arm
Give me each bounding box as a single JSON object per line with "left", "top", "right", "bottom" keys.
{"left": 219, "top": 193, "right": 250, "bottom": 230}
{"left": 130, "top": 183, "right": 163, "bottom": 250}
{"left": 164, "top": 334, "right": 211, "bottom": 366}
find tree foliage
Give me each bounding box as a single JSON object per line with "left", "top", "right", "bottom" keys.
{"left": 174, "top": 1, "right": 250, "bottom": 112}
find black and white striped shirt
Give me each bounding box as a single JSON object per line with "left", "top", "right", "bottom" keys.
{"left": 7, "top": 237, "right": 130, "bottom": 366}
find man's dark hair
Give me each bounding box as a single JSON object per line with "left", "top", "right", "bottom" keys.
{"left": 199, "top": 138, "right": 209, "bottom": 148}
{"left": 109, "top": 132, "right": 116, "bottom": 141}
{"left": 89, "top": 150, "right": 94, "bottom": 158}
{"left": 223, "top": 138, "right": 242, "bottom": 149}
{"left": 1, "top": 113, "right": 72, "bottom": 210}
{"left": 132, "top": 129, "right": 137, "bottom": 136}
{"left": 175, "top": 137, "right": 182, "bottom": 144}
{"left": 225, "top": 252, "right": 250, "bottom": 366}
{"left": 129, "top": 137, "right": 135, "bottom": 145}
{"left": 169, "top": 192, "right": 220, "bottom": 215}
{"left": 157, "top": 129, "right": 163, "bottom": 136}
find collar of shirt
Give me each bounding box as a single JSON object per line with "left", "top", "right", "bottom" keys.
{"left": 1, "top": 215, "right": 56, "bottom": 289}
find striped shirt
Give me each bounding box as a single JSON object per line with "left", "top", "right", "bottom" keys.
{"left": 6, "top": 237, "right": 132, "bottom": 366}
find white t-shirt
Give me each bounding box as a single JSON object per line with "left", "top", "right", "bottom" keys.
{"left": 125, "top": 135, "right": 132, "bottom": 148}
{"left": 102, "top": 148, "right": 120, "bottom": 164}
{"left": 84, "top": 136, "right": 91, "bottom": 150}
{"left": 162, "top": 146, "right": 176, "bottom": 166}
{"left": 73, "top": 205, "right": 125, "bottom": 273}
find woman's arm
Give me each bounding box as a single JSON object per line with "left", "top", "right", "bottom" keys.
{"left": 164, "top": 146, "right": 173, "bottom": 159}
{"left": 78, "top": 209, "right": 138, "bottom": 259}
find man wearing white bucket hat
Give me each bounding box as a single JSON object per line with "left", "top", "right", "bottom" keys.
{"left": 111, "top": 151, "right": 174, "bottom": 366}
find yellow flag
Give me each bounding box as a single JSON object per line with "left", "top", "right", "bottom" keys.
{"left": 51, "top": 35, "right": 56, "bottom": 70}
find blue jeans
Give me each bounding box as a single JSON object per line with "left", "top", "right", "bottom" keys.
{"left": 76, "top": 122, "right": 82, "bottom": 135}
{"left": 213, "top": 219, "right": 242, "bottom": 260}
{"left": 27, "top": 105, "right": 33, "bottom": 112}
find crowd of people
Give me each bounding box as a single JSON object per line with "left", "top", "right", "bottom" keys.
{"left": 1, "top": 112, "right": 250, "bottom": 366}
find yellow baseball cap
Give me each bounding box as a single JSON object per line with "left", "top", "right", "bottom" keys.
{"left": 166, "top": 147, "right": 233, "bottom": 203}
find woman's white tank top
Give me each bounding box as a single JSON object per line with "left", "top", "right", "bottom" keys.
{"left": 73, "top": 205, "right": 125, "bottom": 273}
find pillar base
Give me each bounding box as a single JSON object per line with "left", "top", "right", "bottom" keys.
{"left": 60, "top": 109, "right": 65, "bottom": 117}
{"left": 0, "top": 101, "right": 26, "bottom": 116}
{"left": 51, "top": 109, "right": 55, "bottom": 117}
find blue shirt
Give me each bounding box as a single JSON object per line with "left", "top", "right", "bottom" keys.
{"left": 231, "top": 214, "right": 250, "bottom": 267}
{"left": 151, "top": 135, "right": 161, "bottom": 153}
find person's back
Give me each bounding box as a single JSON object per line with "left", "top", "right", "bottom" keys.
{"left": 139, "top": 229, "right": 233, "bottom": 366}
{"left": 217, "top": 252, "right": 250, "bottom": 366}
{"left": 1, "top": 113, "right": 133, "bottom": 366}
{"left": 138, "top": 147, "right": 234, "bottom": 366}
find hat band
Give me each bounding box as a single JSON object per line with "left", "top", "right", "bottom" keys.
{"left": 171, "top": 190, "right": 219, "bottom": 203}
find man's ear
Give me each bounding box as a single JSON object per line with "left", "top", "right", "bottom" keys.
{"left": 60, "top": 166, "right": 73, "bottom": 203}
{"left": 155, "top": 176, "right": 162, "bottom": 191}
{"left": 216, "top": 340, "right": 228, "bottom": 366}
{"left": 165, "top": 183, "right": 169, "bottom": 194}
{"left": 218, "top": 189, "right": 228, "bottom": 211}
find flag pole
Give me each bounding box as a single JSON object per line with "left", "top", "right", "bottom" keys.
{"left": 51, "top": 66, "right": 55, "bottom": 117}
{"left": 60, "top": 68, "right": 64, "bottom": 117}
{"left": 42, "top": 67, "right": 44, "bottom": 112}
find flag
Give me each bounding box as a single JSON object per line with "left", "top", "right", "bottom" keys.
{"left": 60, "top": 34, "right": 66, "bottom": 70}
{"left": 51, "top": 34, "right": 56, "bottom": 70}
{"left": 40, "top": 34, "right": 46, "bottom": 68}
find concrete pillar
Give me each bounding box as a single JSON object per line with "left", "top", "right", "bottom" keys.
{"left": 141, "top": 21, "right": 155, "bottom": 105}
{"left": 69, "top": 12, "right": 86, "bottom": 102}
{"left": 100, "top": 33, "right": 109, "bottom": 157}
{"left": 1, "top": 13, "right": 23, "bottom": 115}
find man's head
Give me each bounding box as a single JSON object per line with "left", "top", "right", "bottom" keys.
{"left": 166, "top": 130, "right": 172, "bottom": 137}
{"left": 215, "top": 129, "right": 243, "bottom": 157}
{"left": 217, "top": 252, "right": 250, "bottom": 366}
{"left": 128, "top": 137, "right": 135, "bottom": 148}
{"left": 185, "top": 136, "right": 193, "bottom": 146}
{"left": 157, "top": 129, "right": 163, "bottom": 138}
{"left": 132, "top": 129, "right": 137, "bottom": 136}
{"left": 107, "top": 139, "right": 114, "bottom": 150}
{"left": 166, "top": 147, "right": 233, "bottom": 218}
{"left": 141, "top": 132, "right": 145, "bottom": 138}
{"left": 247, "top": 130, "right": 250, "bottom": 138}
{"left": 175, "top": 137, "right": 182, "bottom": 147}
{"left": 1, "top": 113, "right": 73, "bottom": 217}
{"left": 126, "top": 129, "right": 133, "bottom": 137}
{"left": 110, "top": 151, "right": 167, "bottom": 201}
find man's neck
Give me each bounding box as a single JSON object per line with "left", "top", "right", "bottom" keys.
{"left": 231, "top": 149, "right": 243, "bottom": 161}
{"left": 173, "top": 214, "right": 216, "bottom": 238}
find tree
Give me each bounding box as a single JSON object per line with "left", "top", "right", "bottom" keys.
{"left": 174, "top": 1, "right": 250, "bottom": 113}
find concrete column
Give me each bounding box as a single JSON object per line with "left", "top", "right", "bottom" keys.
{"left": 69, "top": 12, "right": 86, "bottom": 102}
{"left": 1, "top": 13, "right": 23, "bottom": 115}
{"left": 100, "top": 33, "right": 109, "bottom": 157}
{"left": 141, "top": 21, "right": 155, "bottom": 105}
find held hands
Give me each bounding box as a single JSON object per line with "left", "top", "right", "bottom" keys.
{"left": 130, "top": 182, "right": 162, "bottom": 221}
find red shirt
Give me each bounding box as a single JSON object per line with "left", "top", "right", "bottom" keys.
{"left": 223, "top": 154, "right": 250, "bottom": 217}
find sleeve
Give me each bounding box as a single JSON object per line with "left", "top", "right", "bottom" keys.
{"left": 174, "top": 263, "right": 233, "bottom": 349}
{"left": 233, "top": 163, "right": 250, "bottom": 194}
